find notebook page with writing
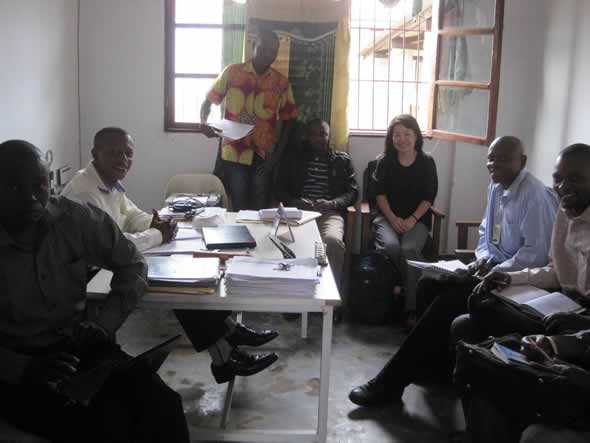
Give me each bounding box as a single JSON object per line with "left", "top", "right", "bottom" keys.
{"left": 493, "top": 285, "right": 550, "bottom": 305}
{"left": 524, "top": 292, "right": 584, "bottom": 317}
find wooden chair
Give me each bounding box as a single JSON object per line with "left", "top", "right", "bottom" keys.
{"left": 455, "top": 219, "right": 480, "bottom": 262}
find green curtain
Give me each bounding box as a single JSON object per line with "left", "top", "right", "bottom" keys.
{"left": 222, "top": 1, "right": 246, "bottom": 68}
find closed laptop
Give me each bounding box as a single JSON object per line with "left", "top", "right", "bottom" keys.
{"left": 202, "top": 225, "right": 257, "bottom": 250}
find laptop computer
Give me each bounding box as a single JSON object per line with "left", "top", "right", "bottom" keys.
{"left": 60, "top": 335, "right": 181, "bottom": 405}
{"left": 202, "top": 225, "right": 257, "bottom": 250}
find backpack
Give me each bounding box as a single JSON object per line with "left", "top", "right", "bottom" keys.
{"left": 454, "top": 334, "right": 590, "bottom": 430}
{"left": 348, "top": 251, "right": 403, "bottom": 324}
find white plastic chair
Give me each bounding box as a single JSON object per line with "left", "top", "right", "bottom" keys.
{"left": 163, "top": 173, "right": 230, "bottom": 209}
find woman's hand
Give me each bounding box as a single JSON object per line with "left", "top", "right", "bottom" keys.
{"left": 401, "top": 217, "right": 417, "bottom": 232}
{"left": 387, "top": 214, "right": 406, "bottom": 233}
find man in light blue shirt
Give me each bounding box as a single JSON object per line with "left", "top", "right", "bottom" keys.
{"left": 349, "top": 136, "right": 559, "bottom": 408}
{"left": 475, "top": 164, "right": 559, "bottom": 272}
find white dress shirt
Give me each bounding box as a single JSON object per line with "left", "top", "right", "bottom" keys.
{"left": 61, "top": 162, "right": 162, "bottom": 252}
{"left": 508, "top": 205, "right": 590, "bottom": 296}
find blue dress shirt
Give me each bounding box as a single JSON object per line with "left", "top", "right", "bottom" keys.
{"left": 475, "top": 169, "right": 559, "bottom": 272}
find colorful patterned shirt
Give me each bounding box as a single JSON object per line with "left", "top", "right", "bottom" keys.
{"left": 206, "top": 61, "right": 298, "bottom": 166}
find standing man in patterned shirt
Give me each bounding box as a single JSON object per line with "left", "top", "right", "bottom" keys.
{"left": 197, "top": 29, "right": 298, "bottom": 211}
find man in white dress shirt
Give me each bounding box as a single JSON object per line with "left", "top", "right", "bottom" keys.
{"left": 62, "top": 127, "right": 279, "bottom": 383}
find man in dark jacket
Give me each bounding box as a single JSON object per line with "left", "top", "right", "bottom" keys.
{"left": 276, "top": 118, "right": 358, "bottom": 291}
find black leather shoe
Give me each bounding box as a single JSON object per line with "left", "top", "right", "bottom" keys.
{"left": 211, "top": 349, "right": 278, "bottom": 384}
{"left": 226, "top": 323, "right": 279, "bottom": 347}
{"left": 348, "top": 378, "right": 403, "bottom": 407}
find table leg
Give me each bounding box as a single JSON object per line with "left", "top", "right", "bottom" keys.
{"left": 301, "top": 313, "right": 308, "bottom": 339}
{"left": 317, "top": 306, "right": 333, "bottom": 443}
{"left": 221, "top": 377, "right": 236, "bottom": 429}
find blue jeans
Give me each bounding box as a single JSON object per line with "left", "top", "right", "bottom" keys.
{"left": 372, "top": 215, "right": 429, "bottom": 310}
{"left": 221, "top": 154, "right": 270, "bottom": 211}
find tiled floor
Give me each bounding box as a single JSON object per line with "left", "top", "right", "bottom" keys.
{"left": 119, "top": 309, "right": 465, "bottom": 443}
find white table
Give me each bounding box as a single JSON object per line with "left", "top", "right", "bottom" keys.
{"left": 89, "top": 214, "right": 340, "bottom": 443}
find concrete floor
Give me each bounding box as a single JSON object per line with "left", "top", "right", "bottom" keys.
{"left": 118, "top": 309, "right": 465, "bottom": 443}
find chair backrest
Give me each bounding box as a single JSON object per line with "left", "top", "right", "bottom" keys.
{"left": 363, "top": 159, "right": 378, "bottom": 212}
{"left": 163, "top": 174, "right": 230, "bottom": 209}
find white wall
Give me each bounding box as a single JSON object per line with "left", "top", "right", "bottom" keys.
{"left": 78, "top": 0, "right": 567, "bottom": 253}
{"left": 527, "top": 0, "right": 590, "bottom": 183}
{"left": 445, "top": 0, "right": 554, "bottom": 250}
{"left": 79, "top": 0, "right": 219, "bottom": 210}
{"left": 0, "top": 0, "right": 79, "bottom": 174}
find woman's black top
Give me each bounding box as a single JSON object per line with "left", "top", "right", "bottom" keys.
{"left": 372, "top": 151, "right": 438, "bottom": 229}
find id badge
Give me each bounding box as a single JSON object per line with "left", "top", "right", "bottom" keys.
{"left": 492, "top": 224, "right": 501, "bottom": 244}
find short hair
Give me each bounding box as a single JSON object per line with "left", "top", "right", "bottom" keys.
{"left": 306, "top": 117, "right": 329, "bottom": 131}
{"left": 385, "top": 114, "right": 424, "bottom": 154}
{"left": 255, "top": 28, "right": 279, "bottom": 47}
{"left": 490, "top": 135, "right": 525, "bottom": 156}
{"left": 558, "top": 143, "right": 590, "bottom": 162}
{"left": 93, "top": 127, "right": 130, "bottom": 150}
{"left": 0, "top": 139, "right": 44, "bottom": 168}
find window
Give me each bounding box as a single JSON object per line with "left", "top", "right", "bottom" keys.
{"left": 349, "top": 0, "right": 435, "bottom": 134}
{"left": 349, "top": 0, "right": 504, "bottom": 145}
{"left": 164, "top": 0, "right": 246, "bottom": 131}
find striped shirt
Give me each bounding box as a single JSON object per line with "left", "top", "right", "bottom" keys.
{"left": 301, "top": 156, "right": 331, "bottom": 200}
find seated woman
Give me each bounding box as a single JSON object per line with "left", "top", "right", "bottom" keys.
{"left": 371, "top": 114, "right": 438, "bottom": 314}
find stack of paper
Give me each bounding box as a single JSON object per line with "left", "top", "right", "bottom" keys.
{"left": 225, "top": 257, "right": 320, "bottom": 297}
{"left": 146, "top": 255, "right": 220, "bottom": 287}
{"left": 407, "top": 259, "right": 468, "bottom": 274}
{"left": 236, "top": 209, "right": 321, "bottom": 225}
{"left": 259, "top": 207, "right": 302, "bottom": 220}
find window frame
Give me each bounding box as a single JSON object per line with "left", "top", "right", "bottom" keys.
{"left": 164, "top": 0, "right": 246, "bottom": 132}
{"left": 427, "top": 0, "right": 505, "bottom": 145}
{"left": 348, "top": 1, "right": 434, "bottom": 136}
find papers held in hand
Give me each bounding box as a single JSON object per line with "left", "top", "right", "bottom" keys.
{"left": 59, "top": 335, "right": 181, "bottom": 406}
{"left": 225, "top": 257, "right": 320, "bottom": 297}
{"left": 208, "top": 119, "right": 254, "bottom": 140}
{"left": 492, "top": 284, "right": 585, "bottom": 319}
{"left": 146, "top": 255, "right": 220, "bottom": 287}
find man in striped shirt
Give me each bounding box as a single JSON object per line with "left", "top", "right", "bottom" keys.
{"left": 276, "top": 119, "right": 358, "bottom": 292}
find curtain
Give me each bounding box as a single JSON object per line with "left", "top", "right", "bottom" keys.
{"left": 246, "top": 0, "right": 351, "bottom": 151}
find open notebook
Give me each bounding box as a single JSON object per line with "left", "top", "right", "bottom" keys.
{"left": 492, "top": 284, "right": 585, "bottom": 319}
{"left": 407, "top": 259, "right": 468, "bottom": 275}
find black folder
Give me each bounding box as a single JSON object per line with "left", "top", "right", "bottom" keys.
{"left": 202, "top": 225, "right": 257, "bottom": 250}
{"left": 60, "top": 335, "right": 181, "bottom": 405}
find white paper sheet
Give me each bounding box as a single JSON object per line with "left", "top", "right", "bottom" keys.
{"left": 209, "top": 119, "right": 254, "bottom": 141}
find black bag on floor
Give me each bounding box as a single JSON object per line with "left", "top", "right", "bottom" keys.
{"left": 348, "top": 251, "right": 402, "bottom": 324}
{"left": 454, "top": 334, "right": 590, "bottom": 431}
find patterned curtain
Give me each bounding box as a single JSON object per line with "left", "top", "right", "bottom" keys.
{"left": 246, "top": 0, "right": 351, "bottom": 151}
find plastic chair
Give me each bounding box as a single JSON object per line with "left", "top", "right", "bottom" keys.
{"left": 163, "top": 173, "right": 230, "bottom": 209}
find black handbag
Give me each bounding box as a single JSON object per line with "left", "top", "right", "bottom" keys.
{"left": 454, "top": 334, "right": 590, "bottom": 430}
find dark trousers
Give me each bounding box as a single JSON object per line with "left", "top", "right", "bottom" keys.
{"left": 221, "top": 155, "right": 270, "bottom": 211}
{"left": 0, "top": 343, "right": 189, "bottom": 443}
{"left": 174, "top": 309, "right": 231, "bottom": 352}
{"left": 451, "top": 292, "right": 546, "bottom": 347}
{"left": 377, "top": 276, "right": 477, "bottom": 386}
{"left": 469, "top": 293, "right": 546, "bottom": 337}
{"left": 462, "top": 393, "right": 524, "bottom": 443}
